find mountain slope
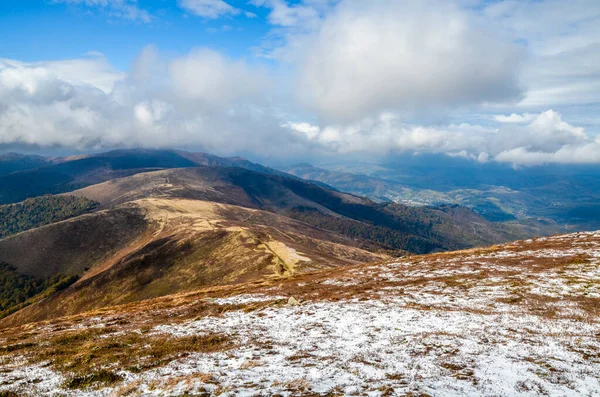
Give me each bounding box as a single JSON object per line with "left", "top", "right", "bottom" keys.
{"left": 0, "top": 197, "right": 384, "bottom": 326}
{"left": 71, "top": 166, "right": 531, "bottom": 253}
{"left": 0, "top": 150, "right": 197, "bottom": 204}
{"left": 0, "top": 205, "right": 150, "bottom": 279}
{"left": 0, "top": 150, "right": 553, "bottom": 326}
{"left": 0, "top": 153, "right": 52, "bottom": 176}
{"left": 1, "top": 231, "right": 598, "bottom": 396}
{"left": 0, "top": 149, "right": 311, "bottom": 205}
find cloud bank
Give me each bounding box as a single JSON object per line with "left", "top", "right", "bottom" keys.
{"left": 0, "top": 50, "right": 307, "bottom": 157}
{"left": 1, "top": 49, "right": 597, "bottom": 165}
{"left": 3, "top": 0, "right": 600, "bottom": 165}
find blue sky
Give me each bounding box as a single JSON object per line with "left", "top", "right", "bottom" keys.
{"left": 0, "top": 0, "right": 270, "bottom": 68}
{"left": 1, "top": 0, "right": 600, "bottom": 165}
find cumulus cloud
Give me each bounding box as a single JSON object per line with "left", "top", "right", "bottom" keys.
{"left": 51, "top": 0, "right": 152, "bottom": 22}
{"left": 168, "top": 49, "right": 269, "bottom": 104}
{"left": 0, "top": 50, "right": 310, "bottom": 157}
{"left": 493, "top": 113, "right": 537, "bottom": 123}
{"left": 252, "top": 0, "right": 600, "bottom": 124}
{"left": 284, "top": 110, "right": 596, "bottom": 165}
{"left": 0, "top": 50, "right": 596, "bottom": 165}
{"left": 258, "top": 0, "right": 524, "bottom": 121}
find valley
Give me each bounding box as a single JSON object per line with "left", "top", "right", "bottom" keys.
{"left": 282, "top": 159, "right": 600, "bottom": 230}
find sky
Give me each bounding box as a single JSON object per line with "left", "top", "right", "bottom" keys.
{"left": 0, "top": 0, "right": 600, "bottom": 165}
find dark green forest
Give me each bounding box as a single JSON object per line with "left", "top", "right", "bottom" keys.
{"left": 287, "top": 206, "right": 442, "bottom": 254}
{"left": 0, "top": 262, "right": 79, "bottom": 319}
{"left": 0, "top": 195, "right": 99, "bottom": 239}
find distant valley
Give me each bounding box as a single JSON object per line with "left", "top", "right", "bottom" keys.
{"left": 282, "top": 156, "right": 600, "bottom": 230}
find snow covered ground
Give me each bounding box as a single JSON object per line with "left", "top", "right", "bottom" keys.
{"left": 1, "top": 232, "right": 600, "bottom": 396}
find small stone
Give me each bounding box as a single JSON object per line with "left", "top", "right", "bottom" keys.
{"left": 288, "top": 297, "right": 299, "bottom": 306}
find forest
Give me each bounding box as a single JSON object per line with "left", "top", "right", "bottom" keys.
{"left": 0, "top": 195, "right": 99, "bottom": 239}
{"left": 0, "top": 262, "right": 79, "bottom": 319}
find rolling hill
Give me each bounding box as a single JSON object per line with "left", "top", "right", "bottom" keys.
{"left": 0, "top": 149, "right": 327, "bottom": 205}
{"left": 0, "top": 153, "right": 53, "bottom": 176}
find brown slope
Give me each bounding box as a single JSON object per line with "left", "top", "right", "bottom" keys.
{"left": 0, "top": 232, "right": 599, "bottom": 396}
{"left": 0, "top": 205, "right": 150, "bottom": 279}
{"left": 69, "top": 166, "right": 528, "bottom": 254}
{"left": 1, "top": 198, "right": 385, "bottom": 327}
{"left": 69, "top": 166, "right": 361, "bottom": 215}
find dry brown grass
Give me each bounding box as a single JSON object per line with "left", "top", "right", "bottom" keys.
{"left": 0, "top": 324, "right": 233, "bottom": 390}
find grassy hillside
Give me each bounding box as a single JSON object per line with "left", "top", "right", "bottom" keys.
{"left": 73, "top": 167, "right": 537, "bottom": 254}
{"left": 1, "top": 232, "right": 599, "bottom": 396}
{"left": 0, "top": 206, "right": 149, "bottom": 278}
{"left": 287, "top": 207, "right": 435, "bottom": 253}
{"left": 2, "top": 198, "right": 385, "bottom": 325}
{"left": 0, "top": 195, "right": 99, "bottom": 239}
{"left": 0, "top": 151, "right": 554, "bottom": 326}
{"left": 0, "top": 149, "right": 309, "bottom": 205}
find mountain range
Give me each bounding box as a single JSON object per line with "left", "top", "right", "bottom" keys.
{"left": 0, "top": 148, "right": 552, "bottom": 326}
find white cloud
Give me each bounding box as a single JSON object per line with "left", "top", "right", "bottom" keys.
{"left": 250, "top": 0, "right": 324, "bottom": 27}
{"left": 0, "top": 57, "right": 124, "bottom": 96}
{"left": 493, "top": 113, "right": 536, "bottom": 123}
{"left": 273, "top": 0, "right": 524, "bottom": 122}
{"left": 0, "top": 52, "right": 596, "bottom": 165}
{"left": 51, "top": 0, "right": 152, "bottom": 22}
{"left": 0, "top": 50, "right": 308, "bottom": 156}
{"left": 482, "top": 0, "right": 600, "bottom": 109}
{"left": 495, "top": 140, "right": 600, "bottom": 165}
{"left": 168, "top": 49, "right": 269, "bottom": 104}
{"left": 284, "top": 110, "right": 596, "bottom": 165}
{"left": 178, "top": 0, "right": 244, "bottom": 19}
{"left": 251, "top": 0, "right": 600, "bottom": 125}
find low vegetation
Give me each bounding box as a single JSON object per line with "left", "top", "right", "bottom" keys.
{"left": 0, "top": 195, "right": 98, "bottom": 239}
{"left": 0, "top": 325, "right": 233, "bottom": 390}
{"left": 1, "top": 232, "right": 599, "bottom": 396}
